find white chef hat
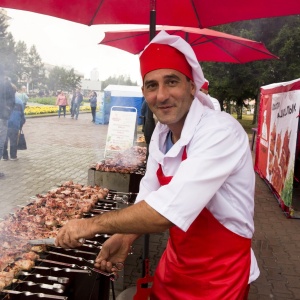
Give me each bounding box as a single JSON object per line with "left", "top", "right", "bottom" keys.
{"left": 139, "top": 30, "right": 214, "bottom": 109}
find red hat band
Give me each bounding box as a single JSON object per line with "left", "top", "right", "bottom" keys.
{"left": 201, "top": 81, "right": 209, "bottom": 90}
{"left": 140, "top": 43, "right": 193, "bottom": 81}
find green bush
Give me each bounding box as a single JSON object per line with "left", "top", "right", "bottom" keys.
{"left": 29, "top": 97, "right": 57, "bottom": 105}
{"left": 30, "top": 97, "right": 89, "bottom": 105}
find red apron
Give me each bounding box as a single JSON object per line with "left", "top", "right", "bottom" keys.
{"left": 150, "top": 148, "right": 251, "bottom": 300}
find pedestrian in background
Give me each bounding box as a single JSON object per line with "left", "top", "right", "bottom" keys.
{"left": 140, "top": 98, "right": 147, "bottom": 132}
{"left": 89, "top": 91, "right": 97, "bottom": 123}
{"left": 16, "top": 86, "right": 29, "bottom": 108}
{"left": 2, "top": 85, "right": 26, "bottom": 161}
{"left": 71, "top": 88, "right": 83, "bottom": 120}
{"left": 69, "top": 90, "right": 75, "bottom": 118}
{"left": 56, "top": 90, "right": 68, "bottom": 118}
{"left": 0, "top": 67, "right": 16, "bottom": 177}
{"left": 200, "top": 79, "right": 221, "bottom": 111}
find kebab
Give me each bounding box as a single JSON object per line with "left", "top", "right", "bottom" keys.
{"left": 95, "top": 146, "right": 147, "bottom": 173}
{"left": 0, "top": 181, "right": 111, "bottom": 293}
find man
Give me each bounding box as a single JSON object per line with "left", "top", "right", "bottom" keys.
{"left": 0, "top": 67, "right": 16, "bottom": 177}
{"left": 56, "top": 31, "right": 259, "bottom": 299}
{"left": 69, "top": 90, "right": 75, "bottom": 118}
{"left": 16, "top": 86, "right": 29, "bottom": 108}
{"left": 200, "top": 79, "right": 221, "bottom": 111}
{"left": 71, "top": 88, "right": 83, "bottom": 120}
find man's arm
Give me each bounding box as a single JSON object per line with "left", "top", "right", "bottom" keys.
{"left": 56, "top": 200, "right": 172, "bottom": 249}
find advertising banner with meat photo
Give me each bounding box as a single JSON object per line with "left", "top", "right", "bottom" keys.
{"left": 255, "top": 78, "right": 300, "bottom": 217}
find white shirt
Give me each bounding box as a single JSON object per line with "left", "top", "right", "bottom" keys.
{"left": 136, "top": 98, "right": 259, "bottom": 283}
{"left": 209, "top": 95, "right": 221, "bottom": 111}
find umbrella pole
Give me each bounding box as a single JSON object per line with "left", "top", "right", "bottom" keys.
{"left": 141, "top": 0, "right": 156, "bottom": 284}
{"left": 150, "top": 0, "right": 156, "bottom": 40}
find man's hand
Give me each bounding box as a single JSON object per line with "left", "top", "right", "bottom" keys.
{"left": 55, "top": 219, "right": 95, "bottom": 248}
{"left": 94, "top": 234, "right": 137, "bottom": 273}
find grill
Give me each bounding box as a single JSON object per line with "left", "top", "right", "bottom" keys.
{"left": 0, "top": 186, "right": 135, "bottom": 300}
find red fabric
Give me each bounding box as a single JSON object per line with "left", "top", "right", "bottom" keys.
{"left": 156, "top": 148, "right": 187, "bottom": 185}
{"left": 153, "top": 147, "right": 251, "bottom": 299}
{"left": 139, "top": 43, "right": 193, "bottom": 80}
{"left": 1, "top": 0, "right": 299, "bottom": 28}
{"left": 100, "top": 27, "right": 278, "bottom": 64}
{"left": 201, "top": 80, "right": 209, "bottom": 90}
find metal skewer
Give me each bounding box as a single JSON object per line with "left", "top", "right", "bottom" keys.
{"left": 33, "top": 265, "right": 90, "bottom": 274}
{"left": 19, "top": 271, "right": 69, "bottom": 284}
{"left": 2, "top": 290, "right": 67, "bottom": 299}
{"left": 84, "top": 239, "right": 103, "bottom": 246}
{"left": 45, "top": 251, "right": 95, "bottom": 264}
{"left": 37, "top": 259, "right": 115, "bottom": 278}
{"left": 12, "top": 279, "right": 65, "bottom": 293}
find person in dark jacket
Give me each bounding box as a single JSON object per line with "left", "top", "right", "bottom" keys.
{"left": 140, "top": 98, "right": 147, "bottom": 132}
{"left": 71, "top": 88, "right": 83, "bottom": 120}
{"left": 0, "top": 67, "right": 16, "bottom": 177}
{"left": 2, "top": 90, "right": 26, "bottom": 161}
{"left": 89, "top": 91, "right": 97, "bottom": 123}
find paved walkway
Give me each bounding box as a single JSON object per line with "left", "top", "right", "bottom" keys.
{"left": 0, "top": 113, "right": 300, "bottom": 299}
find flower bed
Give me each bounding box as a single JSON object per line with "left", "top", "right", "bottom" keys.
{"left": 25, "top": 105, "right": 91, "bottom": 115}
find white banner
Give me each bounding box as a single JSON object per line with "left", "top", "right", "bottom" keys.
{"left": 104, "top": 106, "right": 137, "bottom": 158}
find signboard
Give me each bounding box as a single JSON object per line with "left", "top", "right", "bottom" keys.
{"left": 255, "top": 78, "right": 300, "bottom": 217}
{"left": 104, "top": 106, "right": 137, "bottom": 158}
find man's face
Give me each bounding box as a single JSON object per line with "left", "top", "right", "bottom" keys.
{"left": 142, "top": 69, "right": 195, "bottom": 129}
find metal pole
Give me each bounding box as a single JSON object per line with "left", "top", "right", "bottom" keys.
{"left": 144, "top": 1, "right": 156, "bottom": 147}
{"left": 142, "top": 0, "right": 157, "bottom": 283}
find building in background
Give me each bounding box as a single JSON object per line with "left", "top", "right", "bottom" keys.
{"left": 80, "top": 79, "right": 102, "bottom": 97}
{"left": 90, "top": 68, "right": 99, "bottom": 81}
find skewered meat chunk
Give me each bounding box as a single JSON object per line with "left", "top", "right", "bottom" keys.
{"left": 14, "top": 259, "right": 35, "bottom": 271}
{"left": 0, "top": 270, "right": 15, "bottom": 287}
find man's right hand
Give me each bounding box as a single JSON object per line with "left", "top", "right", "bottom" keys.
{"left": 94, "top": 233, "right": 138, "bottom": 273}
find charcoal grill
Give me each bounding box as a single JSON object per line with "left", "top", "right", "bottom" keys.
{"left": 0, "top": 233, "right": 114, "bottom": 300}
{"left": 0, "top": 190, "right": 133, "bottom": 300}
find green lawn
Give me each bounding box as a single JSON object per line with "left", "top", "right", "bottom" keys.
{"left": 233, "top": 114, "right": 256, "bottom": 135}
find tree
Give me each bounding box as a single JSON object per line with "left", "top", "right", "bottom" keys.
{"left": 102, "top": 75, "right": 137, "bottom": 90}
{"left": 46, "top": 66, "right": 81, "bottom": 92}
{"left": 201, "top": 15, "right": 300, "bottom": 122}
{"left": 64, "top": 68, "right": 81, "bottom": 91}
{"left": 0, "top": 14, "right": 17, "bottom": 81}
{"left": 27, "top": 45, "right": 45, "bottom": 91}
{"left": 15, "top": 41, "right": 30, "bottom": 86}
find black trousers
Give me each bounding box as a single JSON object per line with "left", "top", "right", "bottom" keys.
{"left": 3, "top": 127, "right": 19, "bottom": 159}
{"left": 91, "top": 107, "right": 96, "bottom": 122}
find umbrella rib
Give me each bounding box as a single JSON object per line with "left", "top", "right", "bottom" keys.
{"left": 191, "top": 36, "right": 277, "bottom": 62}
{"left": 103, "top": 33, "right": 151, "bottom": 44}
{"left": 190, "top": 0, "right": 203, "bottom": 28}
{"left": 186, "top": 36, "right": 242, "bottom": 62}
{"left": 102, "top": 32, "right": 150, "bottom": 54}
{"left": 89, "top": 0, "right": 105, "bottom": 26}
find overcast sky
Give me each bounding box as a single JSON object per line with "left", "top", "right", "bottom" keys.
{"left": 5, "top": 8, "right": 145, "bottom": 84}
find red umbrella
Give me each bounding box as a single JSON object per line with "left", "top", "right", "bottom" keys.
{"left": 0, "top": 0, "right": 299, "bottom": 28}
{"left": 99, "top": 26, "right": 278, "bottom": 63}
